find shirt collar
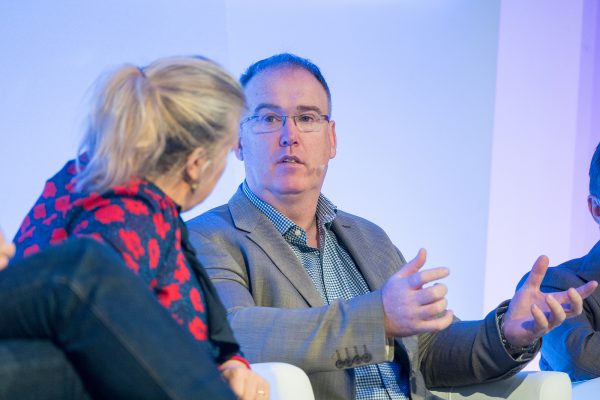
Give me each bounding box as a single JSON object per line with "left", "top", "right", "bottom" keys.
{"left": 241, "top": 181, "right": 337, "bottom": 237}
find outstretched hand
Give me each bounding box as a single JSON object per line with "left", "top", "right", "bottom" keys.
{"left": 0, "top": 228, "right": 15, "bottom": 270}
{"left": 503, "top": 255, "right": 598, "bottom": 348}
{"left": 382, "top": 249, "right": 454, "bottom": 337}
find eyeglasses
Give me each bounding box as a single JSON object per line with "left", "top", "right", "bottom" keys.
{"left": 240, "top": 111, "right": 330, "bottom": 133}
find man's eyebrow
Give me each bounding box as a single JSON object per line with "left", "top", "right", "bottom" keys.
{"left": 296, "top": 105, "right": 324, "bottom": 114}
{"left": 251, "top": 103, "right": 326, "bottom": 115}
{"left": 253, "top": 103, "right": 282, "bottom": 113}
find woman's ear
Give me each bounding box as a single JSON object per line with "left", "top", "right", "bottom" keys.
{"left": 185, "top": 147, "right": 210, "bottom": 183}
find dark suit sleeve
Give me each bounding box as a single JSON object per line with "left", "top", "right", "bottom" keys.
{"left": 533, "top": 268, "right": 600, "bottom": 380}
{"left": 418, "top": 306, "right": 530, "bottom": 388}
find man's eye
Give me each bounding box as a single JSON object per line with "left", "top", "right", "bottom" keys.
{"left": 260, "top": 114, "right": 280, "bottom": 124}
{"left": 297, "top": 113, "right": 317, "bottom": 123}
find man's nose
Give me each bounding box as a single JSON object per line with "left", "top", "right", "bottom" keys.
{"left": 279, "top": 116, "right": 299, "bottom": 147}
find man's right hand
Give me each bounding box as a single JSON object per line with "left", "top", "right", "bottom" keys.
{"left": 381, "top": 248, "right": 453, "bottom": 337}
{"left": 0, "top": 229, "right": 16, "bottom": 270}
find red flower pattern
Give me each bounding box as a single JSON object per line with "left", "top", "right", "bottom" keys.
{"left": 13, "top": 159, "right": 211, "bottom": 345}
{"left": 43, "top": 214, "right": 57, "bottom": 226}
{"left": 119, "top": 229, "right": 144, "bottom": 259}
{"left": 33, "top": 204, "right": 46, "bottom": 219}
{"left": 174, "top": 253, "right": 190, "bottom": 283}
{"left": 148, "top": 238, "right": 160, "bottom": 269}
{"left": 158, "top": 283, "right": 182, "bottom": 308}
{"left": 54, "top": 195, "right": 71, "bottom": 216}
{"left": 188, "top": 317, "right": 208, "bottom": 340}
{"left": 50, "top": 228, "right": 67, "bottom": 245}
{"left": 153, "top": 213, "right": 170, "bottom": 239}
{"left": 23, "top": 244, "right": 41, "bottom": 257}
{"left": 122, "top": 252, "right": 139, "bottom": 273}
{"left": 190, "top": 288, "right": 205, "bottom": 313}
{"left": 123, "top": 199, "right": 149, "bottom": 215}
{"left": 95, "top": 205, "right": 125, "bottom": 224}
{"left": 82, "top": 193, "right": 110, "bottom": 211}
{"left": 42, "top": 181, "right": 57, "bottom": 198}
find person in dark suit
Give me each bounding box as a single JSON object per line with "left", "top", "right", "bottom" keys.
{"left": 187, "top": 53, "right": 597, "bottom": 400}
{"left": 517, "top": 142, "right": 600, "bottom": 382}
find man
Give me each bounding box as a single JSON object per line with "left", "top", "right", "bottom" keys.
{"left": 517, "top": 143, "right": 600, "bottom": 382}
{"left": 187, "top": 53, "right": 596, "bottom": 400}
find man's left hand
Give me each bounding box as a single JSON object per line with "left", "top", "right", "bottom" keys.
{"left": 502, "top": 255, "right": 598, "bottom": 348}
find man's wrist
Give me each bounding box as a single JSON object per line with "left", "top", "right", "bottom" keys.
{"left": 497, "top": 308, "right": 539, "bottom": 360}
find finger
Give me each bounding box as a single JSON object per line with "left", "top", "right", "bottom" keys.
{"left": 550, "top": 281, "right": 598, "bottom": 306}
{"left": 575, "top": 280, "right": 598, "bottom": 299}
{"left": 408, "top": 267, "right": 449, "bottom": 290}
{"left": 242, "top": 371, "right": 259, "bottom": 400}
{"left": 530, "top": 303, "right": 549, "bottom": 337}
{"left": 418, "top": 298, "right": 448, "bottom": 320}
{"left": 263, "top": 379, "right": 270, "bottom": 400}
{"left": 0, "top": 255, "right": 9, "bottom": 270}
{"left": 416, "top": 283, "right": 448, "bottom": 305}
{"left": 564, "top": 287, "right": 583, "bottom": 316}
{"left": 416, "top": 309, "right": 454, "bottom": 333}
{"left": 0, "top": 242, "right": 15, "bottom": 257}
{"left": 524, "top": 255, "right": 550, "bottom": 290}
{"left": 222, "top": 369, "right": 245, "bottom": 398}
{"left": 7, "top": 242, "right": 15, "bottom": 258}
{"left": 397, "top": 248, "right": 427, "bottom": 278}
{"left": 545, "top": 294, "right": 566, "bottom": 328}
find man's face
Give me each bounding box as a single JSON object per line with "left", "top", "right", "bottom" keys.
{"left": 237, "top": 66, "right": 336, "bottom": 200}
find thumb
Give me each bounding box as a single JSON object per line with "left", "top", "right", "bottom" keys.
{"left": 397, "top": 248, "right": 427, "bottom": 278}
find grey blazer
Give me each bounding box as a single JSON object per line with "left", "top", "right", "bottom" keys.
{"left": 187, "top": 188, "right": 527, "bottom": 400}
{"left": 519, "top": 240, "right": 600, "bottom": 381}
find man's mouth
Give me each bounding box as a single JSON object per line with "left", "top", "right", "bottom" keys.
{"left": 279, "top": 156, "right": 302, "bottom": 164}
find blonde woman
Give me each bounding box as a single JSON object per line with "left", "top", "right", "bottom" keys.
{"left": 6, "top": 56, "right": 268, "bottom": 399}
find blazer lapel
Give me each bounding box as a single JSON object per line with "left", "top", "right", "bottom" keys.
{"left": 331, "top": 213, "right": 394, "bottom": 291}
{"left": 228, "top": 188, "right": 325, "bottom": 307}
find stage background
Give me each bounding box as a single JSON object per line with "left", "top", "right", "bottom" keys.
{"left": 1, "top": 1, "right": 599, "bottom": 369}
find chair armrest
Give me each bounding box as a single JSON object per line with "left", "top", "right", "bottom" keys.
{"left": 250, "top": 362, "right": 315, "bottom": 400}
{"left": 572, "top": 376, "right": 600, "bottom": 399}
{"left": 430, "top": 371, "right": 571, "bottom": 400}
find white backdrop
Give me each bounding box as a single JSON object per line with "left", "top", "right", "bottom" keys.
{"left": 0, "top": 1, "right": 598, "bottom": 326}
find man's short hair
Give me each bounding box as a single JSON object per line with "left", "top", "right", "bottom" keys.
{"left": 240, "top": 53, "right": 332, "bottom": 113}
{"left": 590, "top": 143, "right": 600, "bottom": 196}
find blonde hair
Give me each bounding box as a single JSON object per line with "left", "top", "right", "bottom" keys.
{"left": 76, "top": 56, "right": 244, "bottom": 193}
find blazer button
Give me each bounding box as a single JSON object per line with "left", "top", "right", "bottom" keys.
{"left": 352, "top": 355, "right": 362, "bottom": 365}
{"left": 361, "top": 352, "right": 373, "bottom": 363}
{"left": 335, "top": 359, "right": 345, "bottom": 369}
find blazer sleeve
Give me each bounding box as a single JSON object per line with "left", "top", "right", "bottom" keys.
{"left": 418, "top": 306, "right": 530, "bottom": 388}
{"left": 535, "top": 268, "right": 600, "bottom": 380}
{"left": 187, "top": 227, "right": 393, "bottom": 374}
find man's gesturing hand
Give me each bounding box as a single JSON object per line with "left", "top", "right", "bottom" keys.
{"left": 382, "top": 249, "right": 453, "bottom": 337}
{"left": 502, "top": 255, "right": 598, "bottom": 348}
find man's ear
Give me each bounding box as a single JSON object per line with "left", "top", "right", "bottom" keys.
{"left": 588, "top": 195, "right": 600, "bottom": 225}
{"left": 234, "top": 134, "right": 244, "bottom": 161}
{"left": 329, "top": 120, "right": 337, "bottom": 159}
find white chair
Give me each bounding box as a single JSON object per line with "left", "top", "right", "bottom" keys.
{"left": 431, "top": 371, "right": 572, "bottom": 400}
{"left": 251, "top": 362, "right": 315, "bottom": 400}
{"left": 572, "top": 376, "right": 600, "bottom": 400}
{"left": 251, "top": 364, "right": 571, "bottom": 400}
